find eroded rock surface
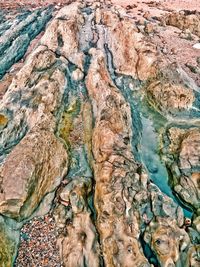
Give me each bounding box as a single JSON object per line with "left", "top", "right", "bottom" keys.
{"left": 56, "top": 177, "right": 100, "bottom": 267}
{"left": 0, "top": 129, "right": 68, "bottom": 220}
{"left": 165, "top": 11, "right": 200, "bottom": 37}
{"left": 0, "top": 1, "right": 199, "bottom": 267}
{"left": 162, "top": 127, "right": 200, "bottom": 215}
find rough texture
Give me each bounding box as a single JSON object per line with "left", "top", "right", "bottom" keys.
{"left": 56, "top": 177, "right": 100, "bottom": 267}
{"left": 0, "top": 129, "right": 68, "bottom": 220}
{"left": 165, "top": 11, "right": 200, "bottom": 37}
{"left": 162, "top": 127, "right": 200, "bottom": 215}
{"left": 146, "top": 80, "right": 195, "bottom": 113}
{"left": 0, "top": 1, "right": 199, "bottom": 267}
{"left": 99, "top": 9, "right": 157, "bottom": 80}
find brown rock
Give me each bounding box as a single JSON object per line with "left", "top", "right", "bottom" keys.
{"left": 143, "top": 11, "right": 151, "bottom": 20}
{"left": 146, "top": 81, "right": 194, "bottom": 113}
{"left": 165, "top": 11, "right": 200, "bottom": 38}
{"left": 101, "top": 10, "right": 157, "bottom": 80}
{"left": 162, "top": 127, "right": 200, "bottom": 213}
{"left": 0, "top": 129, "right": 68, "bottom": 220}
{"left": 40, "top": 2, "right": 85, "bottom": 69}
{"left": 86, "top": 48, "right": 149, "bottom": 266}
{"left": 57, "top": 177, "right": 100, "bottom": 267}
{"left": 144, "top": 22, "right": 154, "bottom": 34}
{"left": 0, "top": 73, "right": 13, "bottom": 100}
{"left": 0, "top": 45, "right": 66, "bottom": 158}
{"left": 144, "top": 219, "right": 190, "bottom": 266}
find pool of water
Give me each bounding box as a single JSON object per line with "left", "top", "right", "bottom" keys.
{"left": 140, "top": 115, "right": 193, "bottom": 218}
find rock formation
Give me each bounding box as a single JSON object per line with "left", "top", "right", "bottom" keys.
{"left": 0, "top": 1, "right": 199, "bottom": 267}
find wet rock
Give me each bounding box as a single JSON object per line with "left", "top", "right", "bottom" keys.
{"left": 0, "top": 45, "right": 66, "bottom": 159}
{"left": 40, "top": 2, "right": 85, "bottom": 69}
{"left": 0, "top": 215, "right": 20, "bottom": 267}
{"left": 0, "top": 1, "right": 199, "bottom": 266}
{"left": 0, "top": 7, "right": 53, "bottom": 79}
{"left": 86, "top": 48, "right": 149, "bottom": 266}
{"left": 162, "top": 127, "right": 200, "bottom": 214}
{"left": 144, "top": 218, "right": 190, "bottom": 266}
{"left": 85, "top": 47, "right": 193, "bottom": 267}
{"left": 188, "top": 245, "right": 200, "bottom": 267}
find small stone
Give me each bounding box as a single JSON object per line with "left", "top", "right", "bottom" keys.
{"left": 171, "top": 47, "right": 176, "bottom": 54}
{"left": 143, "top": 11, "right": 151, "bottom": 20}
{"left": 144, "top": 23, "right": 154, "bottom": 34}
{"left": 184, "top": 218, "right": 191, "bottom": 227}
{"left": 197, "top": 57, "right": 200, "bottom": 65}
{"left": 71, "top": 68, "right": 84, "bottom": 81}
{"left": 193, "top": 43, "right": 200, "bottom": 49}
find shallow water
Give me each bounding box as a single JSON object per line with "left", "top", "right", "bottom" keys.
{"left": 140, "top": 115, "right": 193, "bottom": 218}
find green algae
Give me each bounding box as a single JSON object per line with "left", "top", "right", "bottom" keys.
{"left": 0, "top": 216, "right": 19, "bottom": 267}
{"left": 82, "top": 101, "right": 94, "bottom": 169}
{"left": 58, "top": 98, "right": 81, "bottom": 146}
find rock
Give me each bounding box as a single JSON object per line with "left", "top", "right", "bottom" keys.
{"left": 0, "top": 113, "right": 8, "bottom": 128}
{"left": 0, "top": 215, "right": 20, "bottom": 267}
{"left": 100, "top": 9, "right": 157, "bottom": 80}
{"left": 162, "top": 127, "right": 200, "bottom": 213}
{"left": 0, "top": 129, "right": 68, "bottom": 220}
{"left": 86, "top": 48, "right": 150, "bottom": 266}
{"left": 193, "top": 43, "right": 200, "bottom": 49}
{"left": 85, "top": 48, "right": 188, "bottom": 266}
{"left": 143, "top": 11, "right": 151, "bottom": 20}
{"left": 0, "top": 7, "right": 53, "bottom": 79}
{"left": 144, "top": 22, "right": 155, "bottom": 34}
{"left": 40, "top": 2, "right": 85, "bottom": 69}
{"left": 179, "top": 28, "right": 200, "bottom": 41}
{"left": 0, "top": 73, "right": 13, "bottom": 100}
{"left": 165, "top": 11, "right": 200, "bottom": 37}
{"left": 71, "top": 68, "right": 84, "bottom": 81}
{"left": 0, "top": 1, "right": 199, "bottom": 266}
{"left": 146, "top": 80, "right": 194, "bottom": 113}
{"left": 0, "top": 45, "right": 66, "bottom": 159}
{"left": 144, "top": 218, "right": 190, "bottom": 266}
{"left": 186, "top": 63, "right": 200, "bottom": 74}
{"left": 57, "top": 177, "right": 100, "bottom": 267}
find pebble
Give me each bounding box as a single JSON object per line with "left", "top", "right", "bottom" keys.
{"left": 14, "top": 215, "right": 62, "bottom": 267}
{"left": 193, "top": 43, "right": 200, "bottom": 49}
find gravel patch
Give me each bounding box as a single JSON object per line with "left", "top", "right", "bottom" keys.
{"left": 14, "top": 215, "right": 62, "bottom": 267}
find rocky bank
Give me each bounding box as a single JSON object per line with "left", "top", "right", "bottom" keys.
{"left": 0, "top": 0, "right": 199, "bottom": 266}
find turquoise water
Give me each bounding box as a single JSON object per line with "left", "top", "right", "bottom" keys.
{"left": 140, "top": 115, "right": 193, "bottom": 218}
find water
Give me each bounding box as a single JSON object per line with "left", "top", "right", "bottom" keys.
{"left": 140, "top": 115, "right": 193, "bottom": 218}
